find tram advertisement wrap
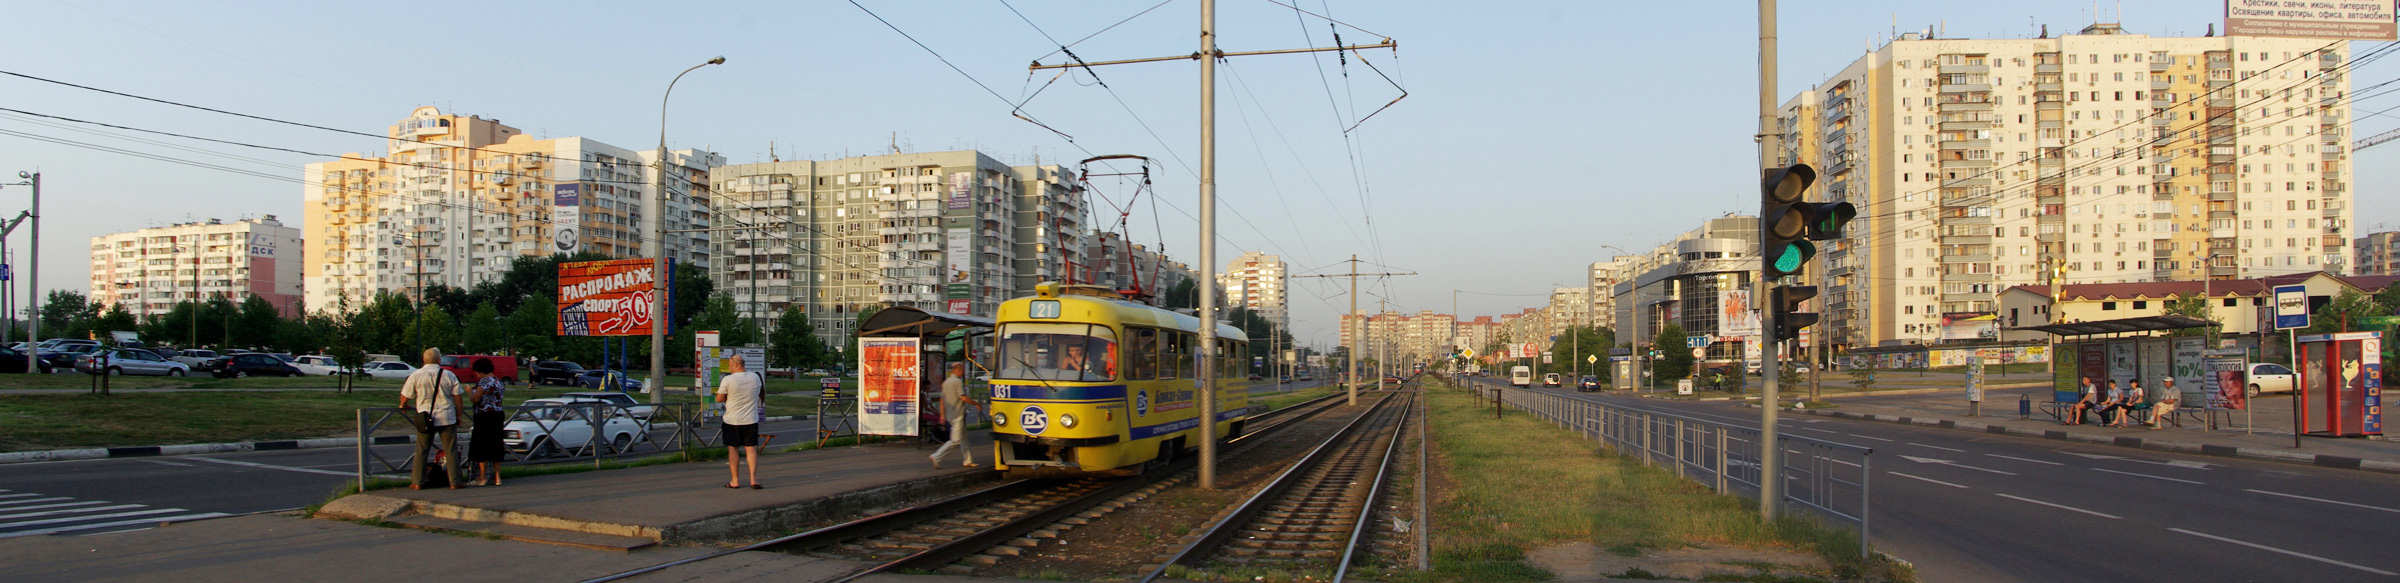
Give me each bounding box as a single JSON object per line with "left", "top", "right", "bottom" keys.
{"left": 858, "top": 338, "right": 922, "bottom": 436}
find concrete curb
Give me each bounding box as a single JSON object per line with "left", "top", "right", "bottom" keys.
{"left": 1741, "top": 403, "right": 2400, "bottom": 476}
{"left": 0, "top": 415, "right": 806, "bottom": 465}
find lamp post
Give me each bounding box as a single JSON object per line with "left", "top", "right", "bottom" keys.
{"left": 3, "top": 173, "right": 36, "bottom": 374}
{"left": 395, "top": 235, "right": 422, "bottom": 350}
{"left": 650, "top": 56, "right": 725, "bottom": 404}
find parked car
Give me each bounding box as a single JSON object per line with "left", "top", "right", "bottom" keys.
{"left": 803, "top": 369, "right": 830, "bottom": 377}
{"left": 289, "top": 355, "right": 353, "bottom": 376}
{"left": 441, "top": 355, "right": 520, "bottom": 384}
{"left": 37, "top": 344, "right": 102, "bottom": 370}
{"left": 576, "top": 370, "right": 642, "bottom": 392}
{"left": 37, "top": 339, "right": 99, "bottom": 352}
{"left": 214, "top": 353, "right": 302, "bottom": 378}
{"left": 358, "top": 361, "right": 419, "bottom": 380}
{"left": 0, "top": 346, "right": 55, "bottom": 373}
{"left": 561, "top": 391, "right": 659, "bottom": 420}
{"left": 1578, "top": 375, "right": 1601, "bottom": 392}
{"left": 171, "top": 349, "right": 219, "bottom": 370}
{"left": 75, "top": 348, "right": 192, "bottom": 376}
{"left": 503, "top": 398, "right": 648, "bottom": 459}
{"left": 2244, "top": 362, "right": 2297, "bottom": 396}
{"left": 529, "top": 360, "right": 587, "bottom": 386}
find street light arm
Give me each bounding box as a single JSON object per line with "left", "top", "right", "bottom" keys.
{"left": 658, "top": 57, "right": 726, "bottom": 151}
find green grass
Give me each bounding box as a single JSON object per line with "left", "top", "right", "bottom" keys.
{"left": 0, "top": 386, "right": 819, "bottom": 450}
{"left": 1385, "top": 379, "right": 1907, "bottom": 583}
{"left": 1256, "top": 384, "right": 1343, "bottom": 411}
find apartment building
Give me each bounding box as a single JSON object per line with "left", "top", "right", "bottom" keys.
{"left": 1781, "top": 23, "right": 2358, "bottom": 350}
{"left": 707, "top": 151, "right": 1107, "bottom": 348}
{"left": 1080, "top": 230, "right": 1195, "bottom": 298}
{"left": 301, "top": 107, "right": 720, "bottom": 310}
{"left": 1339, "top": 309, "right": 1456, "bottom": 368}
{"left": 1219, "top": 251, "right": 1287, "bottom": 327}
{"left": 2357, "top": 231, "right": 2400, "bottom": 276}
{"left": 1547, "top": 287, "right": 1592, "bottom": 339}
{"left": 88, "top": 216, "right": 305, "bottom": 319}
{"left": 1587, "top": 257, "right": 1634, "bottom": 331}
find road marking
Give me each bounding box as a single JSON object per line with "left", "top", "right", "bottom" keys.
{"left": 1908, "top": 443, "right": 1966, "bottom": 452}
{"left": 1846, "top": 433, "right": 1896, "bottom": 442}
{"left": 185, "top": 456, "right": 356, "bottom": 477}
{"left": 2062, "top": 451, "right": 2212, "bottom": 470}
{"left": 1996, "top": 493, "right": 2122, "bottom": 519}
{"left": 2092, "top": 467, "right": 2205, "bottom": 484}
{"left": 1795, "top": 427, "right": 1841, "bottom": 434}
{"left": 0, "top": 497, "right": 73, "bottom": 507}
{"left": 137, "top": 459, "right": 194, "bottom": 467}
{"left": 2245, "top": 489, "right": 2400, "bottom": 515}
{"left": 0, "top": 508, "right": 185, "bottom": 529}
{"left": 0, "top": 504, "right": 140, "bottom": 521}
{"left": 1985, "top": 454, "right": 2065, "bottom": 466}
{"left": 0, "top": 501, "right": 110, "bottom": 514}
{"left": 2168, "top": 528, "right": 2399, "bottom": 576}
{"left": 0, "top": 493, "right": 41, "bottom": 500}
{"left": 1900, "top": 455, "right": 2018, "bottom": 475}
{"left": 1887, "top": 471, "right": 1969, "bottom": 489}
{"left": 0, "top": 513, "right": 229, "bottom": 539}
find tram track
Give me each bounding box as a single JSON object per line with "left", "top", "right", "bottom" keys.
{"left": 576, "top": 389, "right": 1357, "bottom": 583}
{"left": 1139, "top": 390, "right": 1415, "bottom": 582}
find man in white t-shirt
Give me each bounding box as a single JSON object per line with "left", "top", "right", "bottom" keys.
{"left": 715, "top": 357, "right": 767, "bottom": 489}
{"left": 398, "top": 348, "right": 465, "bottom": 489}
{"left": 930, "top": 362, "right": 978, "bottom": 469}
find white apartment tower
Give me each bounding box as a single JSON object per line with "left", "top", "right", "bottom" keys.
{"left": 1782, "top": 24, "right": 2357, "bottom": 350}
{"left": 1220, "top": 251, "right": 1287, "bottom": 328}
{"left": 89, "top": 216, "right": 305, "bottom": 318}
{"left": 302, "top": 107, "right": 721, "bottom": 311}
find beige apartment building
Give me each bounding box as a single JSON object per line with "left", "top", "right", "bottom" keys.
{"left": 1781, "top": 24, "right": 2358, "bottom": 350}
{"left": 1219, "top": 251, "right": 1287, "bottom": 328}
{"left": 301, "top": 107, "right": 720, "bottom": 311}
{"left": 2357, "top": 231, "right": 2400, "bottom": 276}
{"left": 1340, "top": 309, "right": 1456, "bottom": 368}
{"left": 88, "top": 216, "right": 305, "bottom": 319}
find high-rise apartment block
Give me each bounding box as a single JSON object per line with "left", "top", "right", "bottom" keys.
{"left": 1340, "top": 309, "right": 1454, "bottom": 368}
{"left": 2356, "top": 231, "right": 2400, "bottom": 276}
{"left": 88, "top": 216, "right": 305, "bottom": 319}
{"left": 302, "top": 107, "right": 720, "bottom": 310}
{"left": 705, "top": 151, "right": 1089, "bottom": 348}
{"left": 1220, "top": 251, "right": 1286, "bottom": 327}
{"left": 1780, "top": 24, "right": 2356, "bottom": 349}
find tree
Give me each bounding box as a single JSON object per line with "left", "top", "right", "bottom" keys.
{"left": 323, "top": 294, "right": 367, "bottom": 393}
{"left": 768, "top": 306, "right": 827, "bottom": 371}
{"left": 39, "top": 290, "right": 92, "bottom": 341}
{"left": 232, "top": 295, "right": 281, "bottom": 348}
{"left": 421, "top": 284, "right": 476, "bottom": 320}
{"left": 461, "top": 301, "right": 505, "bottom": 355}
{"left": 1652, "top": 322, "right": 1694, "bottom": 381}
{"left": 509, "top": 294, "right": 558, "bottom": 359}
{"left": 91, "top": 304, "right": 138, "bottom": 341}
{"left": 357, "top": 293, "right": 414, "bottom": 356}
{"left": 1163, "top": 279, "right": 1198, "bottom": 310}
{"left": 2303, "top": 289, "right": 2381, "bottom": 335}
{"left": 404, "top": 305, "right": 457, "bottom": 354}
{"left": 1544, "top": 325, "right": 1615, "bottom": 379}
{"left": 2163, "top": 291, "right": 2219, "bottom": 340}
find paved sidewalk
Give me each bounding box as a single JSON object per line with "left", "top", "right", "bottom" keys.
{"left": 1772, "top": 390, "right": 2400, "bottom": 474}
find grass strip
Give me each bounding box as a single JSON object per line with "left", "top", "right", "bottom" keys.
{"left": 1394, "top": 378, "right": 1907, "bottom": 582}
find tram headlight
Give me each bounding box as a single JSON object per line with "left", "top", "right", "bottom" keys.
{"left": 992, "top": 411, "right": 1007, "bottom": 426}
{"left": 1058, "top": 413, "right": 1079, "bottom": 428}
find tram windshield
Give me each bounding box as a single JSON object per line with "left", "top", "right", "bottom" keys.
{"left": 996, "top": 323, "right": 1118, "bottom": 382}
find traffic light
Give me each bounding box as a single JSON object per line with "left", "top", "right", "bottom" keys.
{"left": 1760, "top": 164, "right": 1818, "bottom": 280}
{"left": 1771, "top": 285, "right": 1819, "bottom": 341}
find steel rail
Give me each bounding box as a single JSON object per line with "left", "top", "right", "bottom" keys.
{"left": 1332, "top": 392, "right": 1413, "bottom": 582}
{"left": 1138, "top": 392, "right": 1405, "bottom": 583}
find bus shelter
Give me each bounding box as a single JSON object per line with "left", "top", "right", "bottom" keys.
{"left": 2010, "top": 314, "right": 2223, "bottom": 414}
{"left": 2295, "top": 331, "right": 2383, "bottom": 437}
{"left": 853, "top": 307, "right": 995, "bottom": 441}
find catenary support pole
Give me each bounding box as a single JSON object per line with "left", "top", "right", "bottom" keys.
{"left": 1196, "top": 0, "right": 1220, "bottom": 490}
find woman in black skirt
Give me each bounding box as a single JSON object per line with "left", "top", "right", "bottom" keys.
{"left": 466, "top": 358, "right": 509, "bottom": 486}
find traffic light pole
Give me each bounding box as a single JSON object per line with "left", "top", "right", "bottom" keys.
{"left": 1756, "top": 0, "right": 1784, "bottom": 522}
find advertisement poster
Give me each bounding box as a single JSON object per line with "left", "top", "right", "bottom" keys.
{"left": 553, "top": 184, "right": 582, "bottom": 254}
{"left": 1720, "top": 288, "right": 1760, "bottom": 337}
{"left": 858, "top": 338, "right": 922, "bottom": 436}
{"left": 557, "top": 258, "right": 664, "bottom": 336}
{"left": 1965, "top": 353, "right": 1985, "bottom": 402}
{"left": 2139, "top": 339, "right": 2171, "bottom": 402}
{"left": 948, "top": 172, "right": 972, "bottom": 210}
{"left": 2053, "top": 343, "right": 2082, "bottom": 402}
{"left": 2107, "top": 341, "right": 2137, "bottom": 388}
{"left": 696, "top": 346, "right": 766, "bottom": 392}
{"left": 2207, "top": 357, "right": 2248, "bottom": 410}
{"left": 2172, "top": 338, "right": 2208, "bottom": 406}
{"left": 2225, "top": 0, "right": 2398, "bottom": 41}
{"left": 2081, "top": 343, "right": 2111, "bottom": 401}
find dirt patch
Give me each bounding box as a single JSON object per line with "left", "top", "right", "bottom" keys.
{"left": 1530, "top": 541, "right": 1828, "bottom": 581}
{"left": 973, "top": 397, "right": 1393, "bottom": 581}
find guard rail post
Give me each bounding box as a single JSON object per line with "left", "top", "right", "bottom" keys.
{"left": 1714, "top": 426, "right": 1729, "bottom": 494}
{"left": 355, "top": 409, "right": 368, "bottom": 493}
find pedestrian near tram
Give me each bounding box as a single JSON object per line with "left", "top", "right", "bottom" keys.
{"left": 716, "top": 357, "right": 766, "bottom": 489}
{"left": 931, "top": 362, "right": 979, "bottom": 469}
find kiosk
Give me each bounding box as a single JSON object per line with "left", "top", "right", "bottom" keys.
{"left": 2295, "top": 331, "right": 2383, "bottom": 437}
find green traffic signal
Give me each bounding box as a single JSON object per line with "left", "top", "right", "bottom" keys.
{"left": 1808, "top": 202, "right": 1857, "bottom": 241}
{"left": 1767, "top": 240, "right": 1814, "bottom": 277}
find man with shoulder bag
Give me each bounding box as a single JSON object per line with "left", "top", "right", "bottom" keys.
{"left": 399, "top": 348, "right": 467, "bottom": 489}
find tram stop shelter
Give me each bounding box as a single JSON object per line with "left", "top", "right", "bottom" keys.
{"left": 852, "top": 306, "right": 995, "bottom": 442}
{"left": 2009, "top": 314, "right": 2225, "bottom": 421}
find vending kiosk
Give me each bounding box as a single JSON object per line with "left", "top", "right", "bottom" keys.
{"left": 2295, "top": 331, "right": 2383, "bottom": 437}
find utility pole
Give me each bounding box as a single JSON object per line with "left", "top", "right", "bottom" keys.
{"left": 652, "top": 56, "right": 725, "bottom": 405}
{"left": 1756, "top": 0, "right": 1784, "bottom": 521}
{"left": 1292, "top": 256, "right": 1414, "bottom": 406}
{"left": 1032, "top": 3, "right": 1394, "bottom": 491}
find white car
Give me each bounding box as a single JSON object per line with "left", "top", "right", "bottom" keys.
{"left": 359, "top": 361, "right": 418, "bottom": 379}
{"left": 290, "top": 355, "right": 354, "bottom": 376}
{"left": 2244, "top": 362, "right": 2297, "bottom": 397}
{"left": 171, "top": 349, "right": 219, "bottom": 370}
{"left": 503, "top": 398, "right": 648, "bottom": 459}
{"left": 562, "top": 391, "right": 660, "bottom": 420}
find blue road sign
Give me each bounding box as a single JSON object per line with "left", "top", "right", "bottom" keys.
{"left": 2273, "top": 284, "right": 2310, "bottom": 330}
{"left": 0, "top": 263, "right": 10, "bottom": 281}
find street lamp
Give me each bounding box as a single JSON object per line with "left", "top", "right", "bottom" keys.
{"left": 395, "top": 235, "right": 423, "bottom": 350}
{"left": 649, "top": 56, "right": 724, "bottom": 404}
{"left": 1, "top": 172, "right": 35, "bottom": 374}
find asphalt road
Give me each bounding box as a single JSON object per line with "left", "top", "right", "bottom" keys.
{"left": 1464, "top": 377, "right": 2400, "bottom": 583}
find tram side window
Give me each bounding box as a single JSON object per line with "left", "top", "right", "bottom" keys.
{"left": 994, "top": 323, "right": 1120, "bottom": 382}
{"left": 1161, "top": 331, "right": 1187, "bottom": 380}
{"left": 1223, "top": 339, "right": 1242, "bottom": 378}
{"left": 1128, "top": 327, "right": 1159, "bottom": 380}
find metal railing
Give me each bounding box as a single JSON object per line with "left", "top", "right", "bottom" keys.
{"left": 355, "top": 402, "right": 723, "bottom": 491}
{"left": 1463, "top": 381, "right": 1874, "bottom": 557}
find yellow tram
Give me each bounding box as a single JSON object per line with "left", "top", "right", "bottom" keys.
{"left": 984, "top": 282, "right": 1252, "bottom": 476}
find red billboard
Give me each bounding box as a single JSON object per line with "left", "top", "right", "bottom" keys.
{"left": 558, "top": 258, "right": 668, "bottom": 337}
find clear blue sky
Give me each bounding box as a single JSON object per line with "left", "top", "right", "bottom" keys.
{"left": 3, "top": 0, "right": 2393, "bottom": 350}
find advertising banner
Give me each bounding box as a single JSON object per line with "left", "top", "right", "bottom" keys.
{"left": 1965, "top": 353, "right": 1985, "bottom": 402}
{"left": 2173, "top": 338, "right": 2209, "bottom": 406}
{"left": 2054, "top": 343, "right": 2082, "bottom": 402}
{"left": 2081, "top": 343, "right": 2111, "bottom": 401}
{"left": 2226, "top": 0, "right": 2397, "bottom": 41}
{"left": 2139, "top": 339, "right": 2171, "bottom": 402}
{"left": 946, "top": 227, "right": 973, "bottom": 293}
{"left": 1720, "top": 288, "right": 1760, "bottom": 337}
{"left": 2106, "top": 341, "right": 2137, "bottom": 387}
{"left": 2207, "top": 357, "right": 2248, "bottom": 410}
{"left": 948, "top": 172, "right": 972, "bottom": 210}
{"left": 553, "top": 184, "right": 582, "bottom": 254}
{"left": 695, "top": 346, "right": 765, "bottom": 392}
{"left": 557, "top": 258, "right": 665, "bottom": 337}
{"left": 858, "top": 338, "right": 922, "bottom": 436}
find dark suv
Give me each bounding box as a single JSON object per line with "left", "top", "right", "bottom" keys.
{"left": 530, "top": 360, "right": 587, "bottom": 386}
{"left": 215, "top": 353, "right": 302, "bottom": 378}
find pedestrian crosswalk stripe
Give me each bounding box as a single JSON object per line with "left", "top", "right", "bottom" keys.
{"left": 0, "top": 490, "right": 226, "bottom": 538}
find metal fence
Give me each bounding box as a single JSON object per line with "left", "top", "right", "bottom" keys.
{"left": 355, "top": 402, "right": 723, "bottom": 491}
{"left": 1463, "top": 382, "right": 1874, "bottom": 557}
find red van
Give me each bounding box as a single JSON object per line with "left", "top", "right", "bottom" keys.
{"left": 440, "top": 355, "right": 521, "bottom": 384}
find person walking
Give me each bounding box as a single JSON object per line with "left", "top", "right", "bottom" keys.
{"left": 930, "top": 362, "right": 979, "bottom": 469}
{"left": 398, "top": 348, "right": 465, "bottom": 490}
{"left": 716, "top": 356, "right": 766, "bottom": 489}
{"left": 465, "top": 358, "right": 508, "bottom": 486}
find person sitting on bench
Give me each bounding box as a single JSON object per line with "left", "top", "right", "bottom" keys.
{"left": 2148, "top": 377, "right": 2181, "bottom": 430}
{"left": 2064, "top": 376, "right": 2100, "bottom": 426}
{"left": 2097, "top": 379, "right": 2133, "bottom": 427}
{"left": 2125, "top": 379, "right": 2153, "bottom": 426}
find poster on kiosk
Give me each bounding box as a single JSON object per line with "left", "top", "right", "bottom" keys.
{"left": 2295, "top": 331, "right": 2383, "bottom": 437}
{"left": 858, "top": 338, "right": 923, "bottom": 436}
